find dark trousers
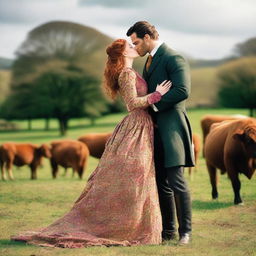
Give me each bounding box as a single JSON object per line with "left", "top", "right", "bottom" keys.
{"left": 154, "top": 129, "right": 192, "bottom": 238}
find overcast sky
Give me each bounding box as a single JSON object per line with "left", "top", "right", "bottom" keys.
{"left": 0, "top": 0, "right": 255, "bottom": 60}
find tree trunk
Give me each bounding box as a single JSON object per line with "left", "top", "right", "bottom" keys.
{"left": 90, "top": 117, "right": 96, "bottom": 126}
{"left": 28, "top": 118, "right": 32, "bottom": 130}
{"left": 64, "top": 119, "right": 68, "bottom": 133}
{"left": 58, "top": 118, "right": 68, "bottom": 136}
{"left": 45, "top": 118, "right": 50, "bottom": 131}
{"left": 249, "top": 108, "right": 254, "bottom": 117}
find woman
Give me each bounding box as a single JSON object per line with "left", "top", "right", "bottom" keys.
{"left": 11, "top": 39, "right": 171, "bottom": 248}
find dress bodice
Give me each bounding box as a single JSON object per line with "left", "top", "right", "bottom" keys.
{"left": 118, "top": 68, "right": 161, "bottom": 112}
{"left": 134, "top": 71, "right": 148, "bottom": 97}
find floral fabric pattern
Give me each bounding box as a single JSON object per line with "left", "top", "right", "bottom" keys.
{"left": 11, "top": 68, "right": 162, "bottom": 248}
{"left": 118, "top": 68, "right": 161, "bottom": 111}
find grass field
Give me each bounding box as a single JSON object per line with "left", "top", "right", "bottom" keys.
{"left": 0, "top": 108, "right": 255, "bottom": 256}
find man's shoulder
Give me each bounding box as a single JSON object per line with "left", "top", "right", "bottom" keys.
{"left": 161, "top": 44, "right": 186, "bottom": 61}
{"left": 160, "top": 45, "right": 190, "bottom": 71}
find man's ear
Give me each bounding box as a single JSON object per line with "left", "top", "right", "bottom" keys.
{"left": 144, "top": 34, "right": 150, "bottom": 41}
{"left": 233, "top": 129, "right": 244, "bottom": 141}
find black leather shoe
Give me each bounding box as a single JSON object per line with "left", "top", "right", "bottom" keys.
{"left": 162, "top": 232, "right": 176, "bottom": 242}
{"left": 178, "top": 233, "right": 191, "bottom": 245}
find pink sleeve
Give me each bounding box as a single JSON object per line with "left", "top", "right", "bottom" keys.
{"left": 148, "top": 91, "right": 162, "bottom": 104}
{"left": 118, "top": 69, "right": 161, "bottom": 111}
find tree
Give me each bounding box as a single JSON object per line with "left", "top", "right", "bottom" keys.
{"left": 234, "top": 37, "right": 256, "bottom": 57}
{"left": 1, "top": 21, "right": 117, "bottom": 134}
{"left": 1, "top": 67, "right": 109, "bottom": 136}
{"left": 0, "top": 84, "right": 38, "bottom": 130}
{"left": 217, "top": 57, "right": 256, "bottom": 117}
{"left": 12, "top": 21, "right": 113, "bottom": 86}
{"left": 34, "top": 70, "right": 108, "bottom": 135}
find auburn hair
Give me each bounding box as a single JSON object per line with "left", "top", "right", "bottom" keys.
{"left": 103, "top": 39, "right": 126, "bottom": 100}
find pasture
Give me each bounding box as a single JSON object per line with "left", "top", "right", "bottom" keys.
{"left": 0, "top": 108, "right": 255, "bottom": 256}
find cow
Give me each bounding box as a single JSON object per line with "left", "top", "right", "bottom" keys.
{"left": 0, "top": 143, "right": 51, "bottom": 180}
{"left": 78, "top": 132, "right": 112, "bottom": 159}
{"left": 201, "top": 114, "right": 247, "bottom": 157}
{"left": 50, "top": 140, "right": 89, "bottom": 179}
{"left": 188, "top": 133, "right": 201, "bottom": 178}
{"left": 204, "top": 118, "right": 256, "bottom": 205}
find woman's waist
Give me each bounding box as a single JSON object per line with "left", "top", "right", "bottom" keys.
{"left": 128, "top": 108, "right": 149, "bottom": 115}
{"left": 127, "top": 108, "right": 152, "bottom": 121}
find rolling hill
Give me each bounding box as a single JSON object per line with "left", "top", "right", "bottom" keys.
{"left": 1, "top": 21, "right": 231, "bottom": 108}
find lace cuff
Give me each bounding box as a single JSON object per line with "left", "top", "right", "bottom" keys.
{"left": 147, "top": 91, "right": 162, "bottom": 104}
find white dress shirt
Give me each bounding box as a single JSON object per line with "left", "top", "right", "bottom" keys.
{"left": 150, "top": 41, "right": 163, "bottom": 57}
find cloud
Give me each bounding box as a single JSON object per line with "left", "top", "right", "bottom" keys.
{"left": 0, "top": 0, "right": 135, "bottom": 28}
{"left": 2, "top": 0, "right": 255, "bottom": 36}
{"left": 158, "top": 28, "right": 240, "bottom": 59}
{"left": 0, "top": 0, "right": 78, "bottom": 24}
{"left": 0, "top": 0, "right": 255, "bottom": 59}
{"left": 0, "top": 23, "right": 29, "bottom": 56}
{"left": 79, "top": 0, "right": 147, "bottom": 8}
{"left": 79, "top": 0, "right": 256, "bottom": 37}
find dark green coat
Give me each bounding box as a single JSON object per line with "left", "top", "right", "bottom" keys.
{"left": 143, "top": 43, "right": 194, "bottom": 168}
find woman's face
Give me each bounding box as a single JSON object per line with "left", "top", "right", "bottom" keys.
{"left": 123, "top": 42, "right": 139, "bottom": 59}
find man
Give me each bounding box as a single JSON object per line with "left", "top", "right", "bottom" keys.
{"left": 127, "top": 21, "right": 194, "bottom": 245}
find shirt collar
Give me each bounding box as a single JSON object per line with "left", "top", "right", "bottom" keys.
{"left": 150, "top": 41, "right": 163, "bottom": 57}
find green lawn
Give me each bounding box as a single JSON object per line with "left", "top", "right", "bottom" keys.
{"left": 0, "top": 108, "right": 255, "bottom": 256}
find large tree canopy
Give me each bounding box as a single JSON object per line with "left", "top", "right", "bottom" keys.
{"left": 1, "top": 21, "right": 116, "bottom": 134}
{"left": 217, "top": 57, "right": 256, "bottom": 117}
{"left": 12, "top": 21, "right": 114, "bottom": 83}
{"left": 1, "top": 21, "right": 146, "bottom": 133}
{"left": 1, "top": 60, "right": 108, "bottom": 135}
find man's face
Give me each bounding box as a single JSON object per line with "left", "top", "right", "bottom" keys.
{"left": 130, "top": 32, "right": 150, "bottom": 57}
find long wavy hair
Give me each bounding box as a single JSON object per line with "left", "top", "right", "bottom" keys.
{"left": 103, "top": 39, "right": 126, "bottom": 100}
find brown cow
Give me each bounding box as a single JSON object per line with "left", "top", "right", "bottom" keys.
{"left": 201, "top": 114, "right": 247, "bottom": 156}
{"left": 204, "top": 118, "right": 256, "bottom": 205}
{"left": 50, "top": 140, "right": 89, "bottom": 179}
{"left": 188, "top": 133, "right": 201, "bottom": 177}
{"left": 0, "top": 143, "right": 51, "bottom": 180}
{"left": 78, "top": 132, "right": 112, "bottom": 159}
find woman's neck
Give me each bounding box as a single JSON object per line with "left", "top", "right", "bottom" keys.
{"left": 123, "top": 58, "right": 133, "bottom": 69}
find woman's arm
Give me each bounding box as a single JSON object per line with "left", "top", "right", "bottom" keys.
{"left": 118, "top": 69, "right": 162, "bottom": 111}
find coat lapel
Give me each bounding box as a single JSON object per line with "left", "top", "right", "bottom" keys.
{"left": 142, "top": 59, "right": 147, "bottom": 80}
{"left": 146, "top": 43, "right": 166, "bottom": 78}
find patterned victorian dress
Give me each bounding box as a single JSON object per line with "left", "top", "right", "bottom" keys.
{"left": 11, "top": 67, "right": 163, "bottom": 248}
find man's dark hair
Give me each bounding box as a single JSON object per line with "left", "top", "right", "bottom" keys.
{"left": 126, "top": 21, "right": 159, "bottom": 40}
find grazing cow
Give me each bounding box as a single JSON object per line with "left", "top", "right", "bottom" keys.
{"left": 204, "top": 118, "right": 256, "bottom": 205}
{"left": 78, "top": 132, "right": 112, "bottom": 159}
{"left": 201, "top": 114, "right": 247, "bottom": 157}
{"left": 188, "top": 133, "right": 201, "bottom": 177}
{"left": 0, "top": 143, "right": 51, "bottom": 180}
{"left": 50, "top": 140, "right": 89, "bottom": 179}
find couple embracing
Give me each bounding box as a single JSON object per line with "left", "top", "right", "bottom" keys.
{"left": 12, "top": 21, "right": 194, "bottom": 247}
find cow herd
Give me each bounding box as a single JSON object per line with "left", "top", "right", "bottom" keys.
{"left": 0, "top": 132, "right": 111, "bottom": 181}
{"left": 0, "top": 115, "right": 255, "bottom": 205}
